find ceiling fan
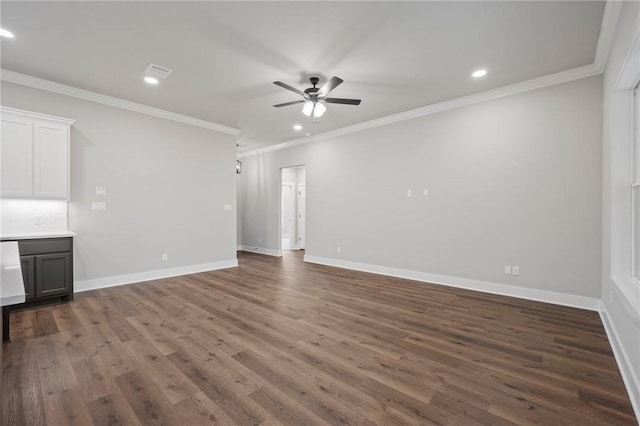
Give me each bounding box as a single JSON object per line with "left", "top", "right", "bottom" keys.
{"left": 273, "top": 76, "right": 361, "bottom": 121}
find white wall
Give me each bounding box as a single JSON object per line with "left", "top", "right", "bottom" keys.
{"left": 239, "top": 75, "right": 603, "bottom": 305}
{"left": 601, "top": 0, "right": 640, "bottom": 415}
{"left": 1, "top": 199, "right": 68, "bottom": 235}
{"left": 1, "top": 81, "right": 238, "bottom": 288}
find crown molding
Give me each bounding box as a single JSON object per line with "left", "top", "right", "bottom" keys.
{"left": 0, "top": 69, "right": 241, "bottom": 136}
{"left": 239, "top": 63, "right": 601, "bottom": 158}
{"left": 594, "top": 0, "right": 623, "bottom": 72}
{"left": 0, "top": 105, "right": 75, "bottom": 125}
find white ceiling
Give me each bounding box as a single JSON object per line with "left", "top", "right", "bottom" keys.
{"left": 1, "top": 1, "right": 605, "bottom": 152}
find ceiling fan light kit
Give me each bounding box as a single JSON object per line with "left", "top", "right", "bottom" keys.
{"left": 273, "top": 76, "right": 361, "bottom": 122}
{"left": 302, "top": 100, "right": 327, "bottom": 121}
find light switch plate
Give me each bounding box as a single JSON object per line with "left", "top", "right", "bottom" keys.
{"left": 406, "top": 189, "right": 412, "bottom": 197}
{"left": 92, "top": 202, "right": 107, "bottom": 211}
{"left": 95, "top": 186, "right": 107, "bottom": 196}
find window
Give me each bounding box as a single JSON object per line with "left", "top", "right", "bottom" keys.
{"left": 610, "top": 28, "right": 640, "bottom": 310}
{"left": 634, "top": 86, "right": 640, "bottom": 283}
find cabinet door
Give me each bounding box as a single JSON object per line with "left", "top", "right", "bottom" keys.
{"left": 35, "top": 252, "right": 72, "bottom": 298}
{"left": 20, "top": 256, "right": 36, "bottom": 300}
{"left": 1, "top": 115, "right": 34, "bottom": 198}
{"left": 33, "top": 121, "right": 69, "bottom": 199}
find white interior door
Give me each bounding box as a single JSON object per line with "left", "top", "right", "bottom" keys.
{"left": 281, "top": 183, "right": 294, "bottom": 250}
{"left": 297, "top": 183, "right": 306, "bottom": 249}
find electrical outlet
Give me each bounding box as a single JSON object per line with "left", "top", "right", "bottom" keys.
{"left": 161, "top": 253, "right": 168, "bottom": 261}
{"left": 259, "top": 237, "right": 262, "bottom": 243}
{"left": 504, "top": 265, "right": 512, "bottom": 275}
{"left": 337, "top": 246, "right": 341, "bottom": 253}
{"left": 512, "top": 266, "right": 520, "bottom": 276}
{"left": 91, "top": 202, "right": 107, "bottom": 211}
{"left": 34, "top": 215, "right": 43, "bottom": 225}
{"left": 406, "top": 189, "right": 412, "bottom": 197}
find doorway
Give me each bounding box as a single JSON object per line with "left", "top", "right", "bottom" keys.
{"left": 281, "top": 165, "right": 306, "bottom": 252}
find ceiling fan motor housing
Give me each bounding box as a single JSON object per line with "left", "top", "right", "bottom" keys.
{"left": 305, "top": 77, "right": 320, "bottom": 98}
{"left": 304, "top": 88, "right": 319, "bottom": 98}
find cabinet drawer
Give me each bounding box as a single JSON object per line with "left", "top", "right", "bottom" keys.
{"left": 18, "top": 238, "right": 72, "bottom": 255}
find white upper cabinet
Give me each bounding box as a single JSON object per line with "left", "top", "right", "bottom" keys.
{"left": 33, "top": 122, "right": 69, "bottom": 198}
{"left": 1, "top": 107, "right": 74, "bottom": 200}
{"left": 1, "top": 114, "right": 34, "bottom": 198}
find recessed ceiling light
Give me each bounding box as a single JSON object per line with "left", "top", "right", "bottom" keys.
{"left": 472, "top": 69, "right": 487, "bottom": 78}
{"left": 144, "top": 76, "right": 159, "bottom": 85}
{"left": 0, "top": 28, "right": 15, "bottom": 38}
{"left": 293, "top": 124, "right": 303, "bottom": 131}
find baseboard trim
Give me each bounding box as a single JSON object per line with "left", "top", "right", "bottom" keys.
{"left": 75, "top": 259, "right": 238, "bottom": 293}
{"left": 303, "top": 255, "right": 600, "bottom": 311}
{"left": 599, "top": 306, "right": 640, "bottom": 422}
{"left": 238, "top": 246, "right": 283, "bottom": 257}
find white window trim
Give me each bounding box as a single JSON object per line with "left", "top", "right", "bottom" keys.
{"left": 611, "top": 26, "right": 640, "bottom": 312}
{"left": 633, "top": 88, "right": 640, "bottom": 286}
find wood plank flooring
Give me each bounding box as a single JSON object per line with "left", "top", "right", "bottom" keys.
{"left": 2, "top": 250, "right": 637, "bottom": 425}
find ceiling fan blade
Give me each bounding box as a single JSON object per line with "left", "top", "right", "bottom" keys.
{"left": 318, "top": 76, "right": 343, "bottom": 97}
{"left": 324, "top": 97, "right": 361, "bottom": 105}
{"left": 273, "top": 81, "right": 305, "bottom": 96}
{"left": 273, "top": 100, "right": 305, "bottom": 108}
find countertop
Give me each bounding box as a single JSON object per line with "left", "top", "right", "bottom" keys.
{"left": 0, "top": 231, "right": 76, "bottom": 241}
{"left": 1, "top": 241, "right": 26, "bottom": 306}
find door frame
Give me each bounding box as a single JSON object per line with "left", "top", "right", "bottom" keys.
{"left": 296, "top": 183, "right": 306, "bottom": 250}
{"left": 279, "top": 165, "right": 306, "bottom": 253}
{"left": 281, "top": 182, "right": 295, "bottom": 250}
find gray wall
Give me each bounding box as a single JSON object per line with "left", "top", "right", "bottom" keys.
{"left": 1, "top": 81, "right": 238, "bottom": 283}
{"left": 601, "top": 0, "right": 640, "bottom": 412}
{"left": 239, "top": 75, "right": 603, "bottom": 299}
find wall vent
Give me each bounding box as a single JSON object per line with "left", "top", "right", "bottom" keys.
{"left": 144, "top": 64, "right": 173, "bottom": 80}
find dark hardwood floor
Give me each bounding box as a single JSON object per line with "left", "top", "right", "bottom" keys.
{"left": 2, "top": 250, "right": 637, "bottom": 425}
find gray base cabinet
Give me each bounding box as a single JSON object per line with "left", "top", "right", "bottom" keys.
{"left": 35, "top": 252, "right": 72, "bottom": 298}
{"left": 2, "top": 236, "right": 73, "bottom": 341}
{"left": 19, "top": 256, "right": 35, "bottom": 300}
{"left": 14, "top": 237, "right": 74, "bottom": 308}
